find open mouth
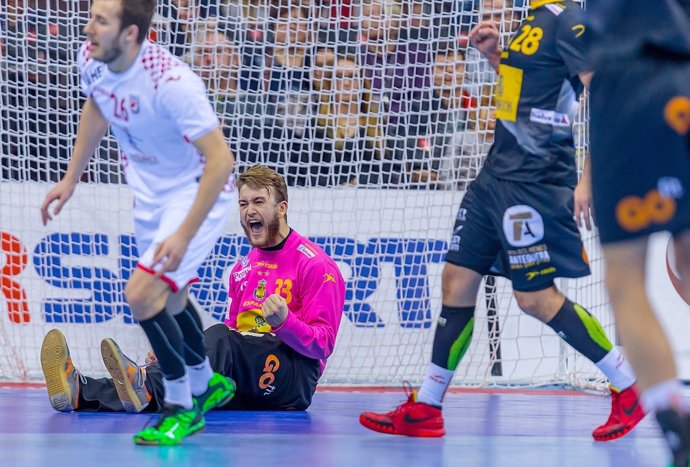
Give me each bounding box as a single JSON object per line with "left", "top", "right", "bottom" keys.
{"left": 248, "top": 219, "right": 263, "bottom": 235}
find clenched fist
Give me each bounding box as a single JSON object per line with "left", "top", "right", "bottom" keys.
{"left": 262, "top": 293, "right": 289, "bottom": 328}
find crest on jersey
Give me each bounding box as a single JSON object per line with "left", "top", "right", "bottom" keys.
{"left": 129, "top": 95, "right": 140, "bottom": 114}
{"left": 254, "top": 279, "right": 267, "bottom": 300}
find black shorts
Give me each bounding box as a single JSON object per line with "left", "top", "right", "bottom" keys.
{"left": 590, "top": 56, "right": 690, "bottom": 244}
{"left": 446, "top": 170, "right": 590, "bottom": 292}
{"left": 202, "top": 324, "right": 320, "bottom": 410}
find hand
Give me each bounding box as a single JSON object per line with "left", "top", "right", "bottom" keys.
{"left": 145, "top": 351, "right": 158, "bottom": 366}
{"left": 40, "top": 179, "right": 77, "bottom": 225}
{"left": 469, "top": 21, "right": 501, "bottom": 58}
{"left": 151, "top": 230, "right": 192, "bottom": 277}
{"left": 261, "top": 293, "right": 289, "bottom": 328}
{"left": 574, "top": 178, "right": 593, "bottom": 231}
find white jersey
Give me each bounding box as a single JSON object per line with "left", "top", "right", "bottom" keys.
{"left": 78, "top": 40, "right": 227, "bottom": 203}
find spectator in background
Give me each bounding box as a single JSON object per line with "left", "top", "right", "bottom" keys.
{"left": 264, "top": 4, "right": 314, "bottom": 179}
{"left": 407, "top": 41, "right": 478, "bottom": 189}
{"left": 292, "top": 52, "right": 383, "bottom": 187}
{"left": 358, "top": 0, "right": 433, "bottom": 186}
{"left": 2, "top": 0, "right": 85, "bottom": 182}
{"left": 181, "top": 19, "right": 264, "bottom": 175}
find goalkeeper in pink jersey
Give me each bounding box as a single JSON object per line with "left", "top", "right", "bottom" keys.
{"left": 40, "top": 165, "right": 345, "bottom": 413}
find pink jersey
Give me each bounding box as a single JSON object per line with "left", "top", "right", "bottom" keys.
{"left": 225, "top": 230, "right": 345, "bottom": 374}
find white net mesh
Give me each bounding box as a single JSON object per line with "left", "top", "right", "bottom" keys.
{"left": 1, "top": 0, "right": 615, "bottom": 389}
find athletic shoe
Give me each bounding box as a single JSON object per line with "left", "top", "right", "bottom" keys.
{"left": 133, "top": 401, "right": 205, "bottom": 446}
{"left": 592, "top": 384, "right": 645, "bottom": 441}
{"left": 656, "top": 408, "right": 690, "bottom": 466}
{"left": 359, "top": 391, "right": 445, "bottom": 437}
{"left": 40, "top": 328, "right": 85, "bottom": 412}
{"left": 195, "top": 372, "right": 236, "bottom": 414}
{"left": 100, "top": 338, "right": 151, "bottom": 413}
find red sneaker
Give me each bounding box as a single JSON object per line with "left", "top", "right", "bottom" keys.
{"left": 592, "top": 384, "right": 646, "bottom": 441}
{"left": 359, "top": 392, "right": 445, "bottom": 437}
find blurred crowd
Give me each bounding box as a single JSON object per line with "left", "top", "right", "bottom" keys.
{"left": 0, "top": 0, "right": 528, "bottom": 189}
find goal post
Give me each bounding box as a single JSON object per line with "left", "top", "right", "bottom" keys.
{"left": 0, "top": 0, "right": 649, "bottom": 390}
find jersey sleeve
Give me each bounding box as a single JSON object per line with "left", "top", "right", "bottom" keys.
{"left": 224, "top": 262, "right": 241, "bottom": 329}
{"left": 556, "top": 5, "right": 591, "bottom": 77}
{"left": 156, "top": 68, "right": 219, "bottom": 142}
{"left": 273, "top": 259, "right": 345, "bottom": 361}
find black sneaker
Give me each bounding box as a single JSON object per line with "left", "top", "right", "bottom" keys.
{"left": 656, "top": 408, "right": 690, "bottom": 466}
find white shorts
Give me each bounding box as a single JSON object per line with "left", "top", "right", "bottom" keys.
{"left": 133, "top": 184, "right": 236, "bottom": 292}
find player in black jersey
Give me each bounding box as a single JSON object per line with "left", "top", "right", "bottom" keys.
{"left": 587, "top": 0, "right": 690, "bottom": 464}
{"left": 360, "top": 0, "right": 643, "bottom": 441}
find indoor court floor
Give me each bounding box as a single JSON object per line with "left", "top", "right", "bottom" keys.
{"left": 0, "top": 386, "right": 671, "bottom": 467}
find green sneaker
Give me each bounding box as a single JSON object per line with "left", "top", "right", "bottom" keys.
{"left": 133, "top": 402, "right": 205, "bottom": 446}
{"left": 195, "top": 372, "right": 236, "bottom": 414}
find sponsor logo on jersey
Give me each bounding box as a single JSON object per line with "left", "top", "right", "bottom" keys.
{"left": 529, "top": 108, "right": 570, "bottom": 127}
{"left": 233, "top": 265, "right": 251, "bottom": 281}
{"left": 253, "top": 279, "right": 267, "bottom": 300}
{"left": 297, "top": 243, "right": 317, "bottom": 259}
{"left": 323, "top": 273, "right": 336, "bottom": 284}
{"left": 256, "top": 261, "right": 278, "bottom": 269}
{"left": 502, "top": 205, "right": 544, "bottom": 247}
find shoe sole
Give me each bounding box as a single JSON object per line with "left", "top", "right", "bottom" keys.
{"left": 133, "top": 419, "right": 206, "bottom": 446}
{"left": 40, "top": 329, "right": 76, "bottom": 412}
{"left": 101, "top": 338, "right": 147, "bottom": 413}
{"left": 359, "top": 414, "right": 446, "bottom": 438}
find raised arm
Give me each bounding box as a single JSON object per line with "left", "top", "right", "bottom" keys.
{"left": 269, "top": 261, "right": 345, "bottom": 361}
{"left": 469, "top": 21, "right": 502, "bottom": 72}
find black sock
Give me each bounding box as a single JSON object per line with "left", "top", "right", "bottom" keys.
{"left": 431, "top": 305, "right": 475, "bottom": 370}
{"left": 546, "top": 298, "right": 612, "bottom": 364}
{"left": 173, "top": 300, "right": 206, "bottom": 366}
{"left": 139, "top": 309, "right": 186, "bottom": 380}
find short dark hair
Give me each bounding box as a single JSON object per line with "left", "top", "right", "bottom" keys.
{"left": 237, "top": 165, "right": 289, "bottom": 205}
{"left": 119, "top": 0, "right": 156, "bottom": 43}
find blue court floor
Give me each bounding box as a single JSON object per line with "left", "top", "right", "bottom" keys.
{"left": 0, "top": 387, "right": 671, "bottom": 467}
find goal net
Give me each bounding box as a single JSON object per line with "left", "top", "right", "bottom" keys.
{"left": 0, "top": 0, "right": 617, "bottom": 389}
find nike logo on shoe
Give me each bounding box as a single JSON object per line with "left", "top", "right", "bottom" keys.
{"left": 622, "top": 400, "right": 639, "bottom": 417}
{"left": 403, "top": 413, "right": 437, "bottom": 424}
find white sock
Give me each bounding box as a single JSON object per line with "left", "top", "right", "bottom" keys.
{"left": 641, "top": 379, "right": 685, "bottom": 413}
{"left": 596, "top": 347, "right": 636, "bottom": 391}
{"left": 162, "top": 372, "right": 193, "bottom": 409}
{"left": 188, "top": 357, "right": 214, "bottom": 397}
{"left": 416, "top": 363, "right": 455, "bottom": 407}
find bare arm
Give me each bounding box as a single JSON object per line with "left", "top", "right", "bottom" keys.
{"left": 469, "top": 21, "right": 502, "bottom": 72}
{"left": 40, "top": 97, "right": 108, "bottom": 224}
{"left": 574, "top": 154, "right": 593, "bottom": 230}
{"left": 152, "top": 127, "right": 235, "bottom": 273}
{"left": 579, "top": 71, "right": 593, "bottom": 90}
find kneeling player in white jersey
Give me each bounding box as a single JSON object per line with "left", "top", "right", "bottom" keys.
{"left": 40, "top": 0, "right": 236, "bottom": 445}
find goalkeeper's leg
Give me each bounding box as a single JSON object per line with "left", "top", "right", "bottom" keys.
{"left": 359, "top": 263, "right": 483, "bottom": 437}
{"left": 513, "top": 285, "right": 644, "bottom": 441}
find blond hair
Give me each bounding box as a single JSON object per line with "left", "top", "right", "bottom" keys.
{"left": 237, "top": 165, "right": 288, "bottom": 204}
